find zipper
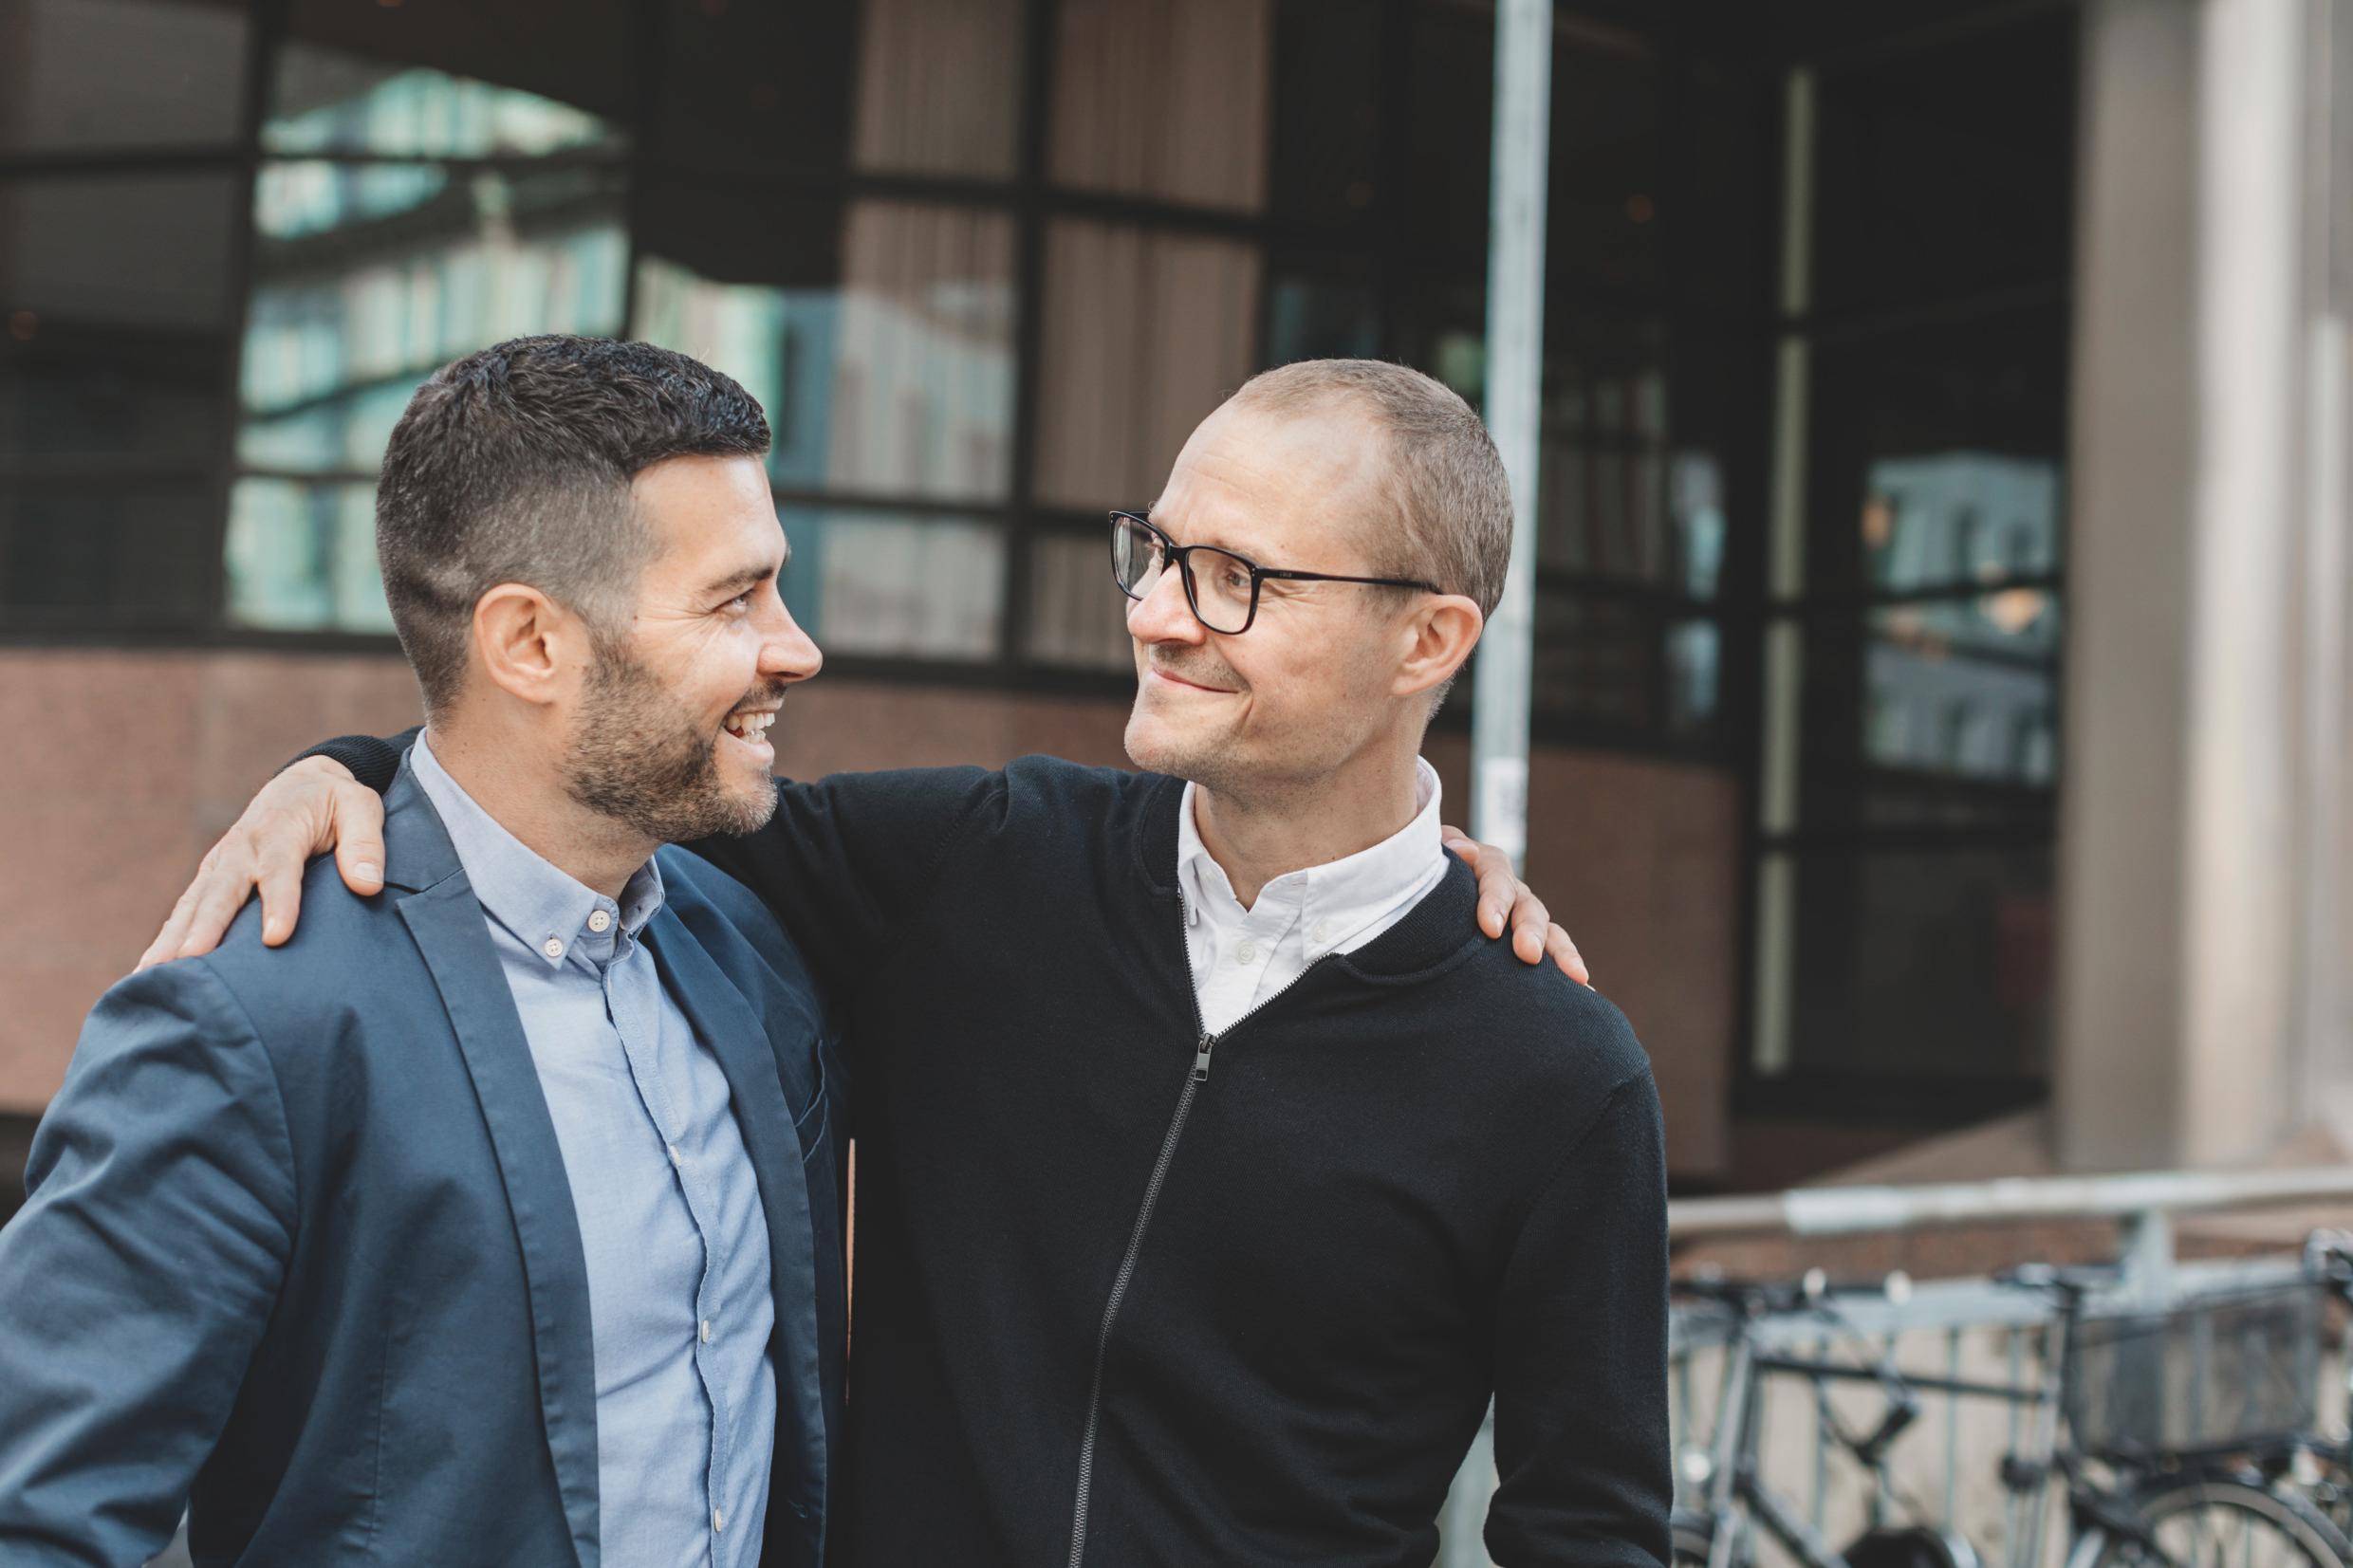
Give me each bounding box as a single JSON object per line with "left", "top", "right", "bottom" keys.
{"left": 1065, "top": 893, "right": 1335, "bottom": 1568}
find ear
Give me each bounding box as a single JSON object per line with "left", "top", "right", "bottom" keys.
{"left": 1393, "top": 594, "right": 1484, "bottom": 700}
{"left": 472, "top": 583, "right": 593, "bottom": 707}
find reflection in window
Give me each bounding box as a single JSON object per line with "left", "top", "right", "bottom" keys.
{"left": 225, "top": 478, "right": 390, "bottom": 631}
{"left": 239, "top": 164, "right": 627, "bottom": 473}
{"left": 1052, "top": 0, "right": 1270, "bottom": 212}
{"left": 1534, "top": 349, "right": 1673, "bottom": 583}
{"left": 1035, "top": 221, "right": 1261, "bottom": 508}
{"left": 1865, "top": 596, "right": 2060, "bottom": 785}
{"left": 264, "top": 42, "right": 622, "bottom": 157}
{"left": 1666, "top": 619, "right": 1719, "bottom": 734}
{"left": 635, "top": 204, "right": 1016, "bottom": 502}
{"left": 1028, "top": 532, "right": 1133, "bottom": 670}
{"left": 1865, "top": 452, "right": 2061, "bottom": 593}
{"left": 780, "top": 510, "right": 1004, "bottom": 661}
{"left": 852, "top": 0, "right": 1023, "bottom": 177}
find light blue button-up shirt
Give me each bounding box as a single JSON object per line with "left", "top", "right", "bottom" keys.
{"left": 411, "top": 735, "right": 775, "bottom": 1567}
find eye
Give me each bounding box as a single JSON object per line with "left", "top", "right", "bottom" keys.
{"left": 718, "top": 590, "right": 755, "bottom": 616}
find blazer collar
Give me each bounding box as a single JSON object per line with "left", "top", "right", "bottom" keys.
{"left": 389, "top": 771, "right": 602, "bottom": 1568}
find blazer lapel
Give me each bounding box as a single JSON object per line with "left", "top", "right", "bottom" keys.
{"left": 642, "top": 910, "right": 829, "bottom": 1525}
{"left": 387, "top": 772, "right": 602, "bottom": 1568}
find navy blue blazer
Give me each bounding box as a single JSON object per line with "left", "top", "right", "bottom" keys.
{"left": 0, "top": 766, "right": 848, "bottom": 1567}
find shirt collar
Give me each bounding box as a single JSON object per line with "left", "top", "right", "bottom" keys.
{"left": 408, "top": 730, "right": 665, "bottom": 968}
{"left": 1175, "top": 757, "right": 1444, "bottom": 931}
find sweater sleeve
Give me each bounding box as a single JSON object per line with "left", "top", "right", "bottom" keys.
{"left": 1484, "top": 1065, "right": 1673, "bottom": 1568}
{"left": 683, "top": 766, "right": 1001, "bottom": 990}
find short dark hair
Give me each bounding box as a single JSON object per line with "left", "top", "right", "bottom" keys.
{"left": 376, "top": 335, "right": 770, "bottom": 715}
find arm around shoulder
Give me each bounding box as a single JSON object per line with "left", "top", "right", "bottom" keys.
{"left": 0, "top": 960, "right": 299, "bottom": 1565}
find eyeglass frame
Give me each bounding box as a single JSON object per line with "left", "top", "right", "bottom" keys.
{"left": 1107, "top": 509, "right": 1443, "bottom": 635}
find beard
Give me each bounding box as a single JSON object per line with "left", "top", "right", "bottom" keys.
{"left": 564, "top": 637, "right": 781, "bottom": 844}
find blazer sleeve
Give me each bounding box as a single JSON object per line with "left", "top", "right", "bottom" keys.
{"left": 1485, "top": 1065, "right": 1674, "bottom": 1568}
{"left": 0, "top": 961, "right": 299, "bottom": 1568}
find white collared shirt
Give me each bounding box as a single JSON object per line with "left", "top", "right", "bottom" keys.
{"left": 1176, "top": 757, "right": 1451, "bottom": 1036}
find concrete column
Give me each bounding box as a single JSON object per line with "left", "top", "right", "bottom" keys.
{"left": 2055, "top": 0, "right": 2342, "bottom": 1170}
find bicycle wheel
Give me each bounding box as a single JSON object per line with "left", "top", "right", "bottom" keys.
{"left": 2067, "top": 1477, "right": 2352, "bottom": 1568}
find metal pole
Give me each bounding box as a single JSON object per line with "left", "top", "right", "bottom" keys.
{"left": 1468, "top": 0, "right": 1554, "bottom": 868}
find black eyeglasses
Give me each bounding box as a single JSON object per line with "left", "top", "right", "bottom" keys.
{"left": 1107, "top": 510, "right": 1440, "bottom": 635}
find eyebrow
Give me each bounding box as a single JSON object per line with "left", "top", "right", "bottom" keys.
{"left": 700, "top": 551, "right": 785, "bottom": 600}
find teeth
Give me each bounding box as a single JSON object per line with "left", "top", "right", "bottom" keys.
{"left": 724, "top": 710, "right": 774, "bottom": 742}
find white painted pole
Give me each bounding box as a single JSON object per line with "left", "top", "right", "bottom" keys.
{"left": 1468, "top": 0, "right": 1553, "bottom": 869}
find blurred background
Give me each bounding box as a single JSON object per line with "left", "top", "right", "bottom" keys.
{"left": 0, "top": 0, "right": 2347, "bottom": 1216}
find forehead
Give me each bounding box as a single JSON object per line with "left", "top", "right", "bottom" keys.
{"left": 629, "top": 454, "right": 782, "bottom": 574}
{"left": 1152, "top": 398, "right": 1387, "bottom": 560}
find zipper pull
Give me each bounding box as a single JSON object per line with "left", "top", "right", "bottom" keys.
{"left": 1192, "top": 1032, "right": 1216, "bottom": 1082}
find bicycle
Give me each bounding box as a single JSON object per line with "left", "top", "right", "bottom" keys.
{"left": 1990, "top": 1262, "right": 2348, "bottom": 1568}
{"left": 1669, "top": 1269, "right": 1980, "bottom": 1568}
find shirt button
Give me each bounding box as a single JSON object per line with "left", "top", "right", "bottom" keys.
{"left": 587, "top": 909, "right": 612, "bottom": 933}
{"left": 1310, "top": 920, "right": 1333, "bottom": 945}
{"left": 699, "top": 1318, "right": 713, "bottom": 1343}
{"left": 542, "top": 937, "right": 565, "bottom": 960}
{"left": 1233, "top": 940, "right": 1258, "bottom": 966}
{"left": 667, "top": 1144, "right": 682, "bottom": 1168}
{"left": 713, "top": 1507, "right": 725, "bottom": 1534}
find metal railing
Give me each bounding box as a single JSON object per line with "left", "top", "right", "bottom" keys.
{"left": 1435, "top": 1165, "right": 2353, "bottom": 1568}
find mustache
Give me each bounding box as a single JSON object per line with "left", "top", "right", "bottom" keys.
{"left": 729, "top": 681, "right": 794, "bottom": 713}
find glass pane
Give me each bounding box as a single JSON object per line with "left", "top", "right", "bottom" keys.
{"left": 852, "top": 0, "right": 1022, "bottom": 177}
{"left": 1807, "top": 303, "right": 2069, "bottom": 597}
{"left": 239, "top": 163, "right": 628, "bottom": 473}
{"left": 1034, "top": 221, "right": 1261, "bottom": 509}
{"left": 0, "top": 0, "right": 248, "bottom": 153}
{"left": 1026, "top": 532, "right": 1133, "bottom": 671}
{"left": 275, "top": 0, "right": 637, "bottom": 157}
{"left": 1666, "top": 618, "right": 1720, "bottom": 737}
{"left": 655, "top": 0, "right": 859, "bottom": 185}
{"left": 1051, "top": 0, "right": 1271, "bottom": 212}
{"left": 1811, "top": 9, "right": 2077, "bottom": 315}
{"left": 1269, "top": 0, "right": 1381, "bottom": 220}
{"left": 0, "top": 172, "right": 237, "bottom": 466}
{"left": 1266, "top": 274, "right": 1380, "bottom": 365}
{"left": 266, "top": 41, "right": 623, "bottom": 157}
{"left": 225, "top": 477, "right": 389, "bottom": 631}
{"left": 1787, "top": 844, "right": 2055, "bottom": 1084}
{"left": 779, "top": 508, "right": 1004, "bottom": 661}
{"left": 1530, "top": 588, "right": 1655, "bottom": 730}
{"left": 0, "top": 478, "right": 218, "bottom": 622}
{"left": 1861, "top": 595, "right": 2060, "bottom": 826}
{"left": 1863, "top": 452, "right": 2063, "bottom": 595}
{"left": 634, "top": 202, "right": 1017, "bottom": 502}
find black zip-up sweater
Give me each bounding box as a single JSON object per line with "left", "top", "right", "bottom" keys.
{"left": 315, "top": 739, "right": 1671, "bottom": 1568}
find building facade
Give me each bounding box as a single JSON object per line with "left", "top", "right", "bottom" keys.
{"left": 2, "top": 0, "right": 2345, "bottom": 1196}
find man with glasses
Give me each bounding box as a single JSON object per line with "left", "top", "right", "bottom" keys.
{"left": 149, "top": 358, "right": 1669, "bottom": 1568}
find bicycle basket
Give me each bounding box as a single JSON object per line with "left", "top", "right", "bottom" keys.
{"left": 2063, "top": 1281, "right": 2322, "bottom": 1459}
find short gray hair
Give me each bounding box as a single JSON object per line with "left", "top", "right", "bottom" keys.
{"left": 1229, "top": 359, "right": 1513, "bottom": 618}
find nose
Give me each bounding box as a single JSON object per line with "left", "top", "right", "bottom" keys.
{"left": 1124, "top": 558, "right": 1206, "bottom": 648}
{"left": 757, "top": 586, "right": 824, "bottom": 684}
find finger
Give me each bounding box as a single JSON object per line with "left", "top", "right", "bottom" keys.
{"left": 175, "top": 859, "right": 259, "bottom": 960}
{"left": 138, "top": 881, "right": 206, "bottom": 971}
{"left": 1508, "top": 891, "right": 1552, "bottom": 967}
{"left": 332, "top": 784, "right": 387, "bottom": 895}
{"left": 1547, "top": 924, "right": 1591, "bottom": 987}
{"left": 256, "top": 858, "right": 305, "bottom": 948}
{"left": 1467, "top": 843, "right": 1519, "bottom": 941}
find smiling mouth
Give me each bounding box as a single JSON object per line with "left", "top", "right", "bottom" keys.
{"left": 1151, "top": 668, "right": 1233, "bottom": 694}
{"left": 721, "top": 710, "right": 777, "bottom": 743}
